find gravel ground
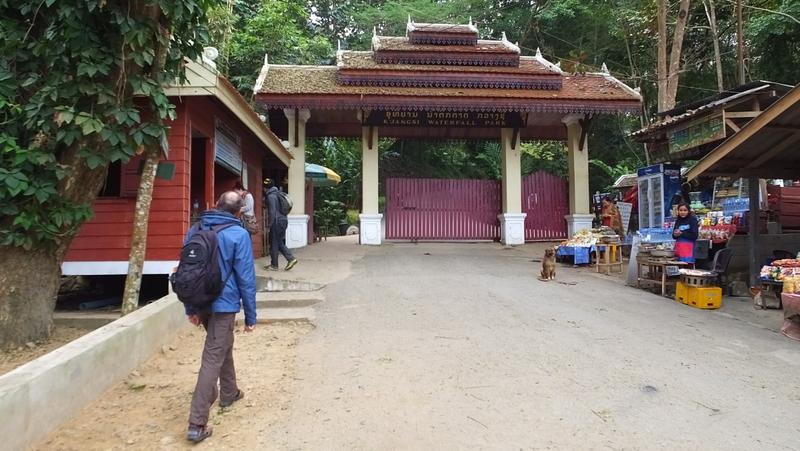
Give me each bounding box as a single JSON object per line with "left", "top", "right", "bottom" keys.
{"left": 0, "top": 326, "right": 90, "bottom": 376}
{"left": 37, "top": 323, "right": 311, "bottom": 450}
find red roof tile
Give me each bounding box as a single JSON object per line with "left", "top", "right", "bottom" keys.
{"left": 373, "top": 36, "right": 518, "bottom": 54}
{"left": 338, "top": 51, "right": 558, "bottom": 76}
{"left": 407, "top": 23, "right": 478, "bottom": 35}
{"left": 255, "top": 65, "right": 641, "bottom": 114}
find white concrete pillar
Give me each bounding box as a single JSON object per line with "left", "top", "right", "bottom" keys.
{"left": 498, "top": 128, "right": 527, "bottom": 245}
{"left": 359, "top": 125, "right": 382, "bottom": 245}
{"left": 283, "top": 108, "right": 311, "bottom": 249}
{"left": 562, "top": 114, "right": 593, "bottom": 236}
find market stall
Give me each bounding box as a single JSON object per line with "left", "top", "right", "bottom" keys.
{"left": 685, "top": 82, "right": 800, "bottom": 291}
{"left": 556, "top": 227, "right": 620, "bottom": 266}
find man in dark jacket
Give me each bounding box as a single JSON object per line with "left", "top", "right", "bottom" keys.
{"left": 264, "top": 178, "right": 298, "bottom": 271}
{"left": 185, "top": 191, "right": 257, "bottom": 443}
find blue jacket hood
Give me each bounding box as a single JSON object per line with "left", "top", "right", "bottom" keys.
{"left": 199, "top": 210, "right": 242, "bottom": 228}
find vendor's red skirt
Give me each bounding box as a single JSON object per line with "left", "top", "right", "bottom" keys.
{"left": 674, "top": 240, "right": 695, "bottom": 263}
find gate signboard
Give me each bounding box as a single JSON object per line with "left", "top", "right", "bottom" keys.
{"left": 365, "top": 111, "right": 524, "bottom": 128}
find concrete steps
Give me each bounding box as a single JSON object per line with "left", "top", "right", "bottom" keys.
{"left": 256, "top": 290, "right": 324, "bottom": 309}
{"left": 236, "top": 307, "right": 316, "bottom": 325}
{"left": 256, "top": 276, "right": 324, "bottom": 292}
{"left": 248, "top": 277, "right": 325, "bottom": 324}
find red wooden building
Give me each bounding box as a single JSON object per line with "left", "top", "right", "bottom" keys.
{"left": 62, "top": 57, "right": 292, "bottom": 276}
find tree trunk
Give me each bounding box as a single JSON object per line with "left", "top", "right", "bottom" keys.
{"left": 0, "top": 142, "right": 109, "bottom": 347}
{"left": 121, "top": 147, "right": 161, "bottom": 315}
{"left": 736, "top": 0, "right": 746, "bottom": 85}
{"left": 657, "top": 0, "right": 668, "bottom": 112}
{"left": 704, "top": 0, "right": 725, "bottom": 92}
{"left": 664, "top": 0, "right": 692, "bottom": 111}
{"left": 0, "top": 246, "right": 62, "bottom": 348}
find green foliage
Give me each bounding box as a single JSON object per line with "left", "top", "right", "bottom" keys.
{"left": 346, "top": 209, "right": 360, "bottom": 225}
{"left": 314, "top": 199, "right": 346, "bottom": 231}
{"left": 0, "top": 0, "right": 213, "bottom": 249}
{"left": 220, "top": 0, "right": 795, "bottom": 198}
{"left": 306, "top": 138, "right": 366, "bottom": 210}
{"left": 221, "top": 0, "right": 333, "bottom": 96}
{"left": 748, "top": 0, "right": 800, "bottom": 84}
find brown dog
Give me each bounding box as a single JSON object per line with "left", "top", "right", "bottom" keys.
{"left": 541, "top": 248, "right": 556, "bottom": 281}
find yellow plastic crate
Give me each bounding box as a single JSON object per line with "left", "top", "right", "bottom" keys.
{"left": 676, "top": 282, "right": 722, "bottom": 309}
{"left": 675, "top": 281, "right": 690, "bottom": 304}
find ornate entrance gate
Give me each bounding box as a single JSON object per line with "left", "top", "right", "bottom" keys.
{"left": 386, "top": 173, "right": 569, "bottom": 241}
{"left": 522, "top": 171, "right": 569, "bottom": 241}
{"left": 385, "top": 178, "right": 501, "bottom": 240}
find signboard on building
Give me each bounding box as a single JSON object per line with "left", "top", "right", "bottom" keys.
{"left": 667, "top": 113, "right": 725, "bottom": 154}
{"left": 215, "top": 118, "right": 242, "bottom": 174}
{"left": 617, "top": 201, "right": 633, "bottom": 235}
{"left": 364, "top": 111, "right": 524, "bottom": 128}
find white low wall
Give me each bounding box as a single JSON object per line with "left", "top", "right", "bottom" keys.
{"left": 0, "top": 294, "right": 189, "bottom": 450}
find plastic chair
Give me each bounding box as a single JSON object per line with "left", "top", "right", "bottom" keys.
{"left": 711, "top": 248, "right": 733, "bottom": 286}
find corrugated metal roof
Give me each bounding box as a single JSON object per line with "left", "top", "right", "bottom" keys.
{"left": 631, "top": 84, "right": 777, "bottom": 138}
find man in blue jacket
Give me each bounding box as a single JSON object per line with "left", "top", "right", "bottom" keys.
{"left": 185, "top": 191, "right": 257, "bottom": 443}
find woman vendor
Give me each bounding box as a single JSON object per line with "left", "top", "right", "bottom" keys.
{"left": 601, "top": 196, "right": 624, "bottom": 237}
{"left": 672, "top": 203, "right": 699, "bottom": 263}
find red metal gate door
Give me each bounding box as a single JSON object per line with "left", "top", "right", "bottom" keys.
{"left": 386, "top": 178, "right": 501, "bottom": 240}
{"left": 523, "top": 171, "right": 569, "bottom": 241}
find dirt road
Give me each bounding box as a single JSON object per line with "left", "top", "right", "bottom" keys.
{"left": 40, "top": 239, "right": 800, "bottom": 450}
{"left": 266, "top": 242, "right": 800, "bottom": 450}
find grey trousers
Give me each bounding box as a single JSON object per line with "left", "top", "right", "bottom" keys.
{"left": 188, "top": 312, "right": 238, "bottom": 426}
{"left": 269, "top": 217, "right": 295, "bottom": 267}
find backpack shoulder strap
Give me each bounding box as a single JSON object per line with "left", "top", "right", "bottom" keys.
{"left": 211, "top": 223, "right": 236, "bottom": 233}
{"left": 186, "top": 222, "right": 202, "bottom": 239}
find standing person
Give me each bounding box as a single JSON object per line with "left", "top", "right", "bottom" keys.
{"left": 233, "top": 181, "right": 258, "bottom": 235}
{"left": 185, "top": 191, "right": 257, "bottom": 443}
{"left": 672, "top": 202, "right": 699, "bottom": 264}
{"left": 601, "top": 196, "right": 624, "bottom": 237}
{"left": 264, "top": 178, "right": 298, "bottom": 271}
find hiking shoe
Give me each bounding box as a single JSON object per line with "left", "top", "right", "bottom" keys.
{"left": 187, "top": 424, "right": 212, "bottom": 443}
{"left": 265, "top": 265, "right": 280, "bottom": 271}
{"left": 219, "top": 389, "right": 244, "bottom": 408}
{"left": 285, "top": 259, "right": 298, "bottom": 271}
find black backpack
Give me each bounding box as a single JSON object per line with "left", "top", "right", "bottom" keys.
{"left": 170, "top": 223, "right": 234, "bottom": 308}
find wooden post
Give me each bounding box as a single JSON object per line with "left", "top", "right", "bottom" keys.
{"left": 748, "top": 177, "right": 760, "bottom": 288}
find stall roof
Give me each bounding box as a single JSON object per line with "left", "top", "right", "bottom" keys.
{"left": 630, "top": 83, "right": 788, "bottom": 138}
{"left": 613, "top": 173, "right": 638, "bottom": 189}
{"left": 685, "top": 83, "right": 800, "bottom": 181}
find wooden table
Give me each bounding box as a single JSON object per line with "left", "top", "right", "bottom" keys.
{"left": 636, "top": 259, "right": 691, "bottom": 297}
{"left": 595, "top": 243, "right": 623, "bottom": 275}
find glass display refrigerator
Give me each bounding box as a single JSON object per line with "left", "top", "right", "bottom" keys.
{"left": 637, "top": 163, "right": 682, "bottom": 229}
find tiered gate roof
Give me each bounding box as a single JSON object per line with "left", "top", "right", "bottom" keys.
{"left": 255, "top": 20, "right": 641, "bottom": 140}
